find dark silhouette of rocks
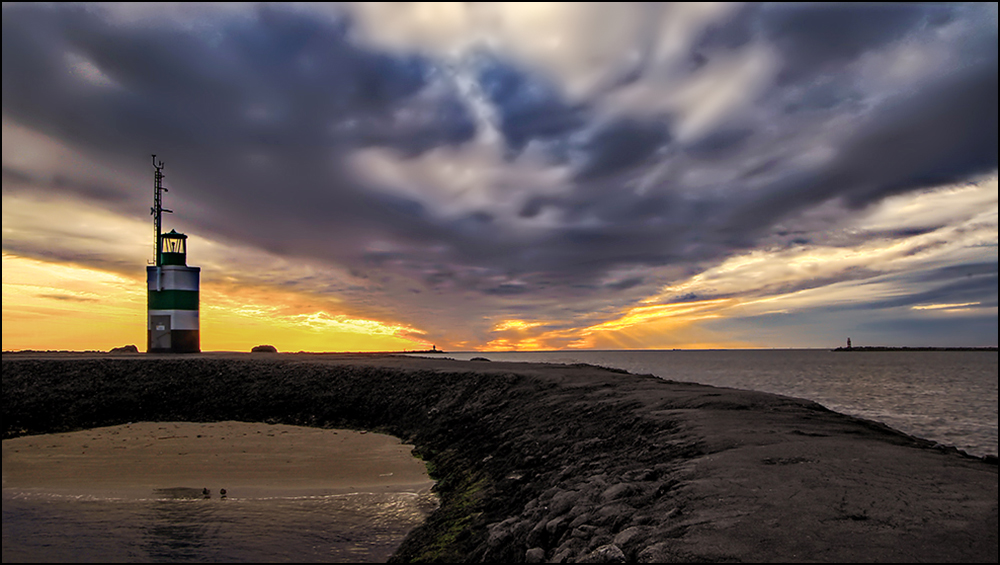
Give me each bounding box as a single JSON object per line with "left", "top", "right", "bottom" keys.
{"left": 109, "top": 345, "right": 139, "bottom": 354}
{"left": 250, "top": 345, "right": 278, "bottom": 353}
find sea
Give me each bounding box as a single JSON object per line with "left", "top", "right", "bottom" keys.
{"left": 4, "top": 349, "right": 996, "bottom": 562}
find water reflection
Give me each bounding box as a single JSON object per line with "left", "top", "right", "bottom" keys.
{"left": 144, "top": 497, "right": 219, "bottom": 561}
{"left": 3, "top": 489, "right": 436, "bottom": 563}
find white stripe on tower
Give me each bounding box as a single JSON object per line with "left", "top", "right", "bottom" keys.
{"left": 156, "top": 267, "right": 200, "bottom": 291}
{"left": 147, "top": 309, "right": 200, "bottom": 330}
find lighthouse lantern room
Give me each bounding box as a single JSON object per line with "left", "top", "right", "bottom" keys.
{"left": 147, "top": 155, "right": 200, "bottom": 353}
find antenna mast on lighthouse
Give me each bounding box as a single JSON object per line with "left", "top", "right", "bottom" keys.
{"left": 151, "top": 155, "right": 172, "bottom": 266}
{"left": 146, "top": 155, "right": 200, "bottom": 353}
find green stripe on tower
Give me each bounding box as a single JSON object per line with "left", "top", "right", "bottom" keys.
{"left": 148, "top": 289, "right": 199, "bottom": 311}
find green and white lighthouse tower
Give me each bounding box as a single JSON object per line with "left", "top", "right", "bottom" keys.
{"left": 147, "top": 155, "right": 200, "bottom": 353}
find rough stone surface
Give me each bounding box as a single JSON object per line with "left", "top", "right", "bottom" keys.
{"left": 524, "top": 547, "right": 545, "bottom": 563}
{"left": 577, "top": 543, "right": 627, "bottom": 563}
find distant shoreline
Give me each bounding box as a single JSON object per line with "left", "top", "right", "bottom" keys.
{"left": 832, "top": 346, "right": 997, "bottom": 352}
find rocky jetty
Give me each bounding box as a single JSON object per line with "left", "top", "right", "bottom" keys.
{"left": 3, "top": 353, "right": 996, "bottom": 562}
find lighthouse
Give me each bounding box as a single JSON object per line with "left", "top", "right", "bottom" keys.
{"left": 147, "top": 156, "right": 200, "bottom": 353}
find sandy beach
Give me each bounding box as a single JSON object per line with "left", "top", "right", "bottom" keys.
{"left": 3, "top": 352, "right": 997, "bottom": 562}
{"left": 3, "top": 421, "right": 434, "bottom": 498}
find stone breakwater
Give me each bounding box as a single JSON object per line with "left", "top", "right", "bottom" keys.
{"left": 3, "top": 354, "right": 997, "bottom": 563}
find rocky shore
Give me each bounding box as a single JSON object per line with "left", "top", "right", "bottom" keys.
{"left": 3, "top": 353, "right": 997, "bottom": 562}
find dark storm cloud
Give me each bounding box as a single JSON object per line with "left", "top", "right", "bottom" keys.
{"left": 760, "top": 3, "right": 932, "bottom": 82}
{"left": 711, "top": 54, "right": 997, "bottom": 244}
{"left": 912, "top": 262, "right": 998, "bottom": 283}
{"left": 3, "top": 165, "right": 129, "bottom": 204}
{"left": 604, "top": 277, "right": 644, "bottom": 292}
{"left": 2, "top": 4, "right": 473, "bottom": 153}
{"left": 856, "top": 264, "right": 999, "bottom": 311}
{"left": 474, "top": 52, "right": 587, "bottom": 153}
{"left": 835, "top": 69, "right": 998, "bottom": 208}
{"left": 696, "top": 4, "right": 961, "bottom": 80}
{"left": 681, "top": 128, "right": 754, "bottom": 160}
{"left": 2, "top": 2, "right": 997, "bottom": 325}
{"left": 573, "top": 118, "right": 671, "bottom": 180}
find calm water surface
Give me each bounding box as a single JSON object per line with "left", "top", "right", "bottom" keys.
{"left": 1, "top": 489, "right": 436, "bottom": 563}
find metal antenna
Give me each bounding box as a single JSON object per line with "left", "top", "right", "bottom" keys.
{"left": 151, "top": 155, "right": 172, "bottom": 266}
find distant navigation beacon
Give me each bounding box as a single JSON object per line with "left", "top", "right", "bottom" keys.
{"left": 147, "top": 155, "right": 200, "bottom": 353}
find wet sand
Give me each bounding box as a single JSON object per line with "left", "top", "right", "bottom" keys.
{"left": 3, "top": 421, "right": 434, "bottom": 498}
{"left": 3, "top": 352, "right": 997, "bottom": 562}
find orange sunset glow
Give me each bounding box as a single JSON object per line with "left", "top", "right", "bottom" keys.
{"left": 3, "top": 253, "right": 428, "bottom": 353}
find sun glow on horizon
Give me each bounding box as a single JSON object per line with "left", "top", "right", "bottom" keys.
{"left": 2, "top": 253, "right": 430, "bottom": 353}
{"left": 2, "top": 253, "right": 146, "bottom": 351}
{"left": 480, "top": 298, "right": 747, "bottom": 352}
{"left": 200, "top": 283, "right": 430, "bottom": 352}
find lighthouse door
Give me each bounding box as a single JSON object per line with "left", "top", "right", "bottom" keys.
{"left": 151, "top": 315, "right": 171, "bottom": 349}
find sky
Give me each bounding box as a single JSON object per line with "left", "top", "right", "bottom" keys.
{"left": 2, "top": 2, "right": 997, "bottom": 352}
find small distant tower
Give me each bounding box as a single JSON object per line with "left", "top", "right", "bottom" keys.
{"left": 847, "top": 337, "right": 852, "bottom": 349}
{"left": 147, "top": 155, "right": 200, "bottom": 353}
